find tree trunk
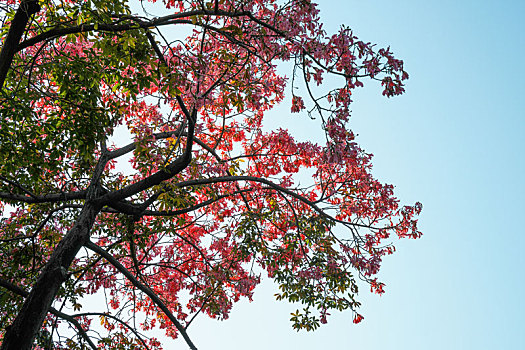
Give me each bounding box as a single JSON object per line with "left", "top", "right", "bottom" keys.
{"left": 1, "top": 202, "right": 100, "bottom": 350}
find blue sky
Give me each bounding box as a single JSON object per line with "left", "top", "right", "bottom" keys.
{"left": 172, "top": 1, "right": 525, "bottom": 349}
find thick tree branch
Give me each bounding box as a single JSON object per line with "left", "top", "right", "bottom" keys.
{"left": 17, "top": 9, "right": 285, "bottom": 52}
{"left": 98, "top": 106, "right": 196, "bottom": 205}
{"left": 107, "top": 127, "right": 184, "bottom": 160}
{"left": 0, "top": 190, "right": 86, "bottom": 204}
{"left": 85, "top": 240, "right": 198, "bottom": 350}
{"left": 0, "top": 0, "right": 40, "bottom": 89}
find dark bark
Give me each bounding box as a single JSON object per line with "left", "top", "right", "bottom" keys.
{"left": 0, "top": 0, "right": 40, "bottom": 90}
{"left": 17, "top": 9, "right": 284, "bottom": 52}
{"left": 1, "top": 149, "right": 109, "bottom": 349}
{"left": 0, "top": 201, "right": 100, "bottom": 350}
{"left": 0, "top": 190, "right": 86, "bottom": 204}
{"left": 0, "top": 279, "right": 97, "bottom": 350}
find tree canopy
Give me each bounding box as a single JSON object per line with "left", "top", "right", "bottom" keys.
{"left": 0, "top": 0, "right": 422, "bottom": 349}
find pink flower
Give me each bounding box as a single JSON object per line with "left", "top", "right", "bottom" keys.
{"left": 291, "top": 95, "right": 305, "bottom": 113}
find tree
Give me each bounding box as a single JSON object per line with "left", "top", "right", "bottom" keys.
{"left": 0, "top": 0, "right": 422, "bottom": 348}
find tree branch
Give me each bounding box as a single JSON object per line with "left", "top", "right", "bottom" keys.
{"left": 17, "top": 9, "right": 285, "bottom": 52}
{"left": 173, "top": 175, "right": 326, "bottom": 214}
{"left": 141, "top": 188, "right": 252, "bottom": 216}
{"left": 84, "top": 241, "right": 198, "bottom": 350}
{"left": 0, "top": 190, "right": 87, "bottom": 204}
{"left": 107, "top": 127, "right": 184, "bottom": 160}
{"left": 0, "top": 175, "right": 37, "bottom": 198}
{"left": 98, "top": 107, "right": 196, "bottom": 205}
{"left": 0, "top": 0, "right": 40, "bottom": 89}
{"left": 73, "top": 312, "right": 151, "bottom": 350}
{"left": 169, "top": 175, "right": 381, "bottom": 230}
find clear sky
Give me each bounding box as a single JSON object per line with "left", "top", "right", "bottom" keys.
{"left": 163, "top": 1, "right": 524, "bottom": 349}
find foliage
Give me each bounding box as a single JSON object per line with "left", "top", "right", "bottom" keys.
{"left": 0, "top": 0, "right": 421, "bottom": 348}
